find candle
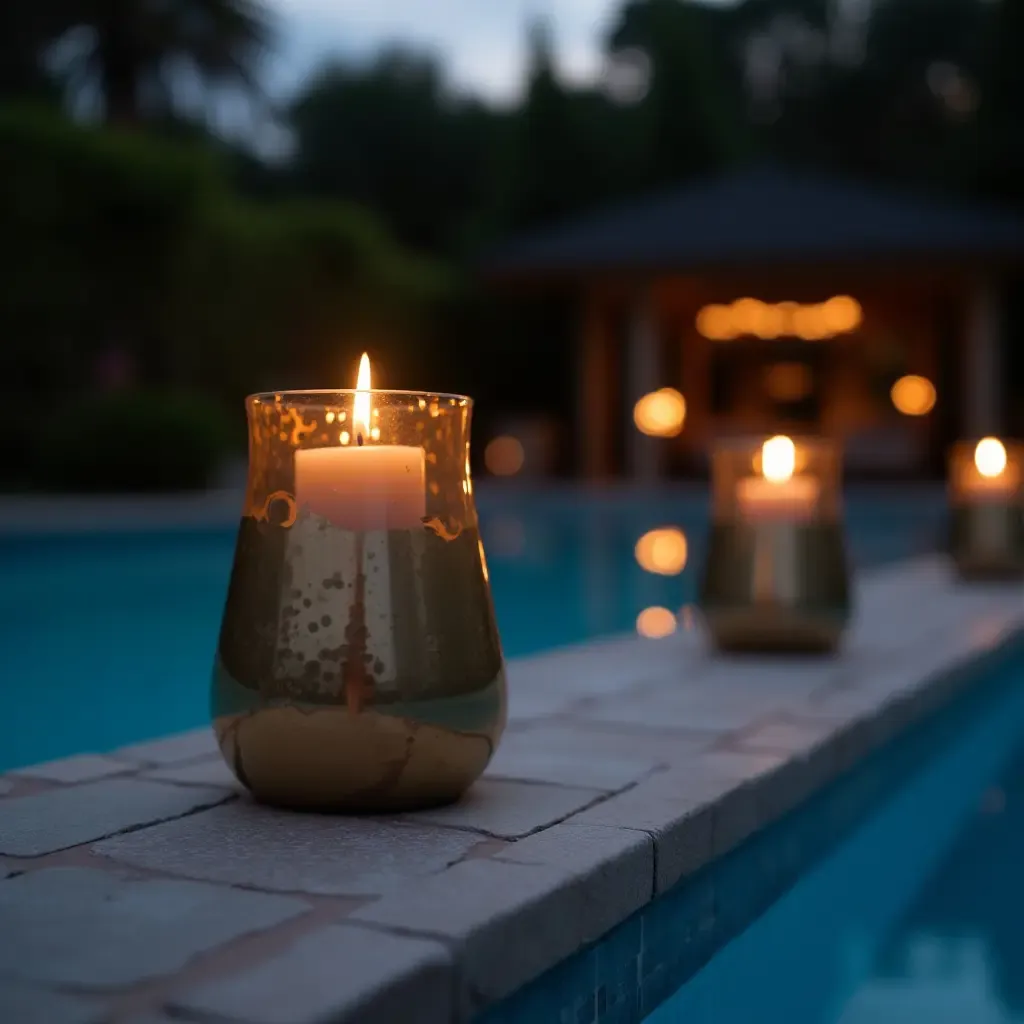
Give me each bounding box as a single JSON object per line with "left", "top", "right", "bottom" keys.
{"left": 294, "top": 354, "right": 427, "bottom": 530}
{"left": 962, "top": 437, "right": 1019, "bottom": 501}
{"left": 736, "top": 435, "right": 820, "bottom": 522}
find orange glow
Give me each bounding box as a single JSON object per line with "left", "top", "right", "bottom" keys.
{"left": 636, "top": 606, "right": 677, "bottom": 639}
{"left": 485, "top": 435, "right": 525, "bottom": 476}
{"left": 762, "top": 435, "right": 796, "bottom": 483}
{"left": 765, "top": 362, "right": 813, "bottom": 402}
{"left": 633, "top": 388, "right": 686, "bottom": 438}
{"left": 635, "top": 527, "right": 689, "bottom": 575}
{"left": 353, "top": 352, "right": 372, "bottom": 439}
{"left": 695, "top": 304, "right": 736, "bottom": 341}
{"left": 821, "top": 295, "right": 863, "bottom": 333}
{"left": 975, "top": 437, "right": 1007, "bottom": 479}
{"left": 695, "top": 297, "right": 862, "bottom": 341}
{"left": 890, "top": 375, "right": 936, "bottom": 417}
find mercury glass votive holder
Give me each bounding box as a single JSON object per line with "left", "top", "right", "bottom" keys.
{"left": 948, "top": 438, "right": 1024, "bottom": 580}
{"left": 697, "top": 436, "right": 851, "bottom": 653}
{"left": 212, "top": 390, "right": 507, "bottom": 812}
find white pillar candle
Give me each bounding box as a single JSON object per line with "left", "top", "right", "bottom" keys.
{"left": 294, "top": 355, "right": 427, "bottom": 531}
{"left": 736, "top": 435, "right": 820, "bottom": 523}
{"left": 961, "top": 437, "right": 1018, "bottom": 502}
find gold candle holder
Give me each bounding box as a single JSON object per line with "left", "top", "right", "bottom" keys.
{"left": 212, "top": 359, "right": 506, "bottom": 812}
{"left": 948, "top": 437, "right": 1024, "bottom": 580}
{"left": 697, "top": 435, "right": 851, "bottom": 653}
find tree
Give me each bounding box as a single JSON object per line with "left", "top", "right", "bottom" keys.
{"left": 289, "top": 48, "right": 501, "bottom": 255}
{"left": 607, "top": 0, "right": 750, "bottom": 189}
{"left": 51, "top": 0, "right": 273, "bottom": 125}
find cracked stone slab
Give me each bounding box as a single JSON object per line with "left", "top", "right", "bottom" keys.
{"left": 0, "top": 779, "right": 229, "bottom": 856}
{"left": 350, "top": 846, "right": 649, "bottom": 1017}
{"left": 10, "top": 753, "right": 129, "bottom": 784}
{"left": 143, "top": 758, "right": 238, "bottom": 789}
{"left": 400, "top": 778, "right": 605, "bottom": 839}
{"left": 173, "top": 925, "right": 453, "bottom": 1024}
{"left": 0, "top": 867, "right": 306, "bottom": 989}
{"left": 95, "top": 800, "right": 483, "bottom": 896}
{"left": 113, "top": 728, "right": 219, "bottom": 765}
{"left": 0, "top": 981, "right": 105, "bottom": 1024}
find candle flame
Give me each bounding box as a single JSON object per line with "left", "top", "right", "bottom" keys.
{"left": 975, "top": 437, "right": 1007, "bottom": 479}
{"left": 353, "top": 352, "right": 371, "bottom": 441}
{"left": 762, "top": 435, "right": 796, "bottom": 484}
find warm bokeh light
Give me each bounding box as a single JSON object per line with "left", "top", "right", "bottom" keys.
{"left": 633, "top": 388, "right": 686, "bottom": 437}
{"left": 975, "top": 437, "right": 1007, "bottom": 479}
{"left": 484, "top": 435, "right": 526, "bottom": 476}
{"left": 891, "top": 375, "right": 937, "bottom": 416}
{"left": 695, "top": 304, "right": 736, "bottom": 341}
{"left": 353, "top": 352, "right": 372, "bottom": 438}
{"left": 762, "top": 435, "right": 796, "bottom": 483}
{"left": 634, "top": 527, "right": 689, "bottom": 575}
{"left": 821, "top": 295, "right": 863, "bottom": 333}
{"left": 636, "top": 606, "right": 677, "bottom": 639}
{"left": 695, "top": 297, "right": 862, "bottom": 341}
{"left": 765, "top": 362, "right": 813, "bottom": 402}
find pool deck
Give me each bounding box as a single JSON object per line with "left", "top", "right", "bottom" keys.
{"left": 1, "top": 555, "right": 1022, "bottom": 1024}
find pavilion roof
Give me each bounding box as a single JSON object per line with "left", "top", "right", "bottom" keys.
{"left": 483, "top": 165, "right": 1024, "bottom": 280}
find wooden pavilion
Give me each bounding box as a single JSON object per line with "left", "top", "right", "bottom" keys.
{"left": 483, "top": 166, "right": 1024, "bottom": 479}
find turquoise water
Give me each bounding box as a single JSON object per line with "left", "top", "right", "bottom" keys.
{"left": 0, "top": 489, "right": 944, "bottom": 770}
{"left": 645, "top": 654, "right": 1024, "bottom": 1024}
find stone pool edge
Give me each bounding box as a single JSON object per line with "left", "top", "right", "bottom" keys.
{"left": 0, "top": 556, "right": 1022, "bottom": 1024}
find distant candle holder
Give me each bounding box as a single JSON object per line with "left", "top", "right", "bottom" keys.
{"left": 948, "top": 438, "right": 1024, "bottom": 580}
{"left": 697, "top": 435, "right": 851, "bottom": 654}
{"left": 212, "top": 379, "right": 506, "bottom": 812}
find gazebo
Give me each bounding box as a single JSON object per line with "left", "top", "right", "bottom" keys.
{"left": 483, "top": 165, "right": 1024, "bottom": 479}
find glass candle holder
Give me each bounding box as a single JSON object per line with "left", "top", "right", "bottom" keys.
{"left": 212, "top": 389, "right": 507, "bottom": 811}
{"left": 697, "top": 435, "right": 851, "bottom": 653}
{"left": 948, "top": 438, "right": 1024, "bottom": 580}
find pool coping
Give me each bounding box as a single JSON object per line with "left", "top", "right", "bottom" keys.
{"left": 0, "top": 555, "right": 1022, "bottom": 1024}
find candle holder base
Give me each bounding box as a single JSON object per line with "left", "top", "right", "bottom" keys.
{"left": 949, "top": 503, "right": 1024, "bottom": 582}
{"left": 697, "top": 520, "right": 851, "bottom": 654}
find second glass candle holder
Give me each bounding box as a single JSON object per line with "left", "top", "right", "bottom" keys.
{"left": 948, "top": 438, "right": 1024, "bottom": 580}
{"left": 212, "top": 386, "right": 507, "bottom": 812}
{"left": 698, "top": 435, "right": 851, "bottom": 653}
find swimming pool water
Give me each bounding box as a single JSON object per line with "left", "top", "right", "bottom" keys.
{"left": 0, "top": 489, "right": 945, "bottom": 771}
{"left": 645, "top": 654, "right": 1024, "bottom": 1024}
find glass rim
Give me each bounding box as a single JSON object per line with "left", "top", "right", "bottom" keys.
{"left": 248, "top": 389, "right": 472, "bottom": 407}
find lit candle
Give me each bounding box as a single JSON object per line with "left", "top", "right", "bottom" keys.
{"left": 736, "top": 435, "right": 820, "bottom": 522}
{"left": 294, "top": 354, "right": 427, "bottom": 530}
{"left": 962, "top": 437, "right": 1018, "bottom": 501}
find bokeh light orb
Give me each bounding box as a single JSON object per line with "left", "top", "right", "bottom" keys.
{"left": 890, "top": 375, "right": 937, "bottom": 417}
{"left": 975, "top": 437, "right": 1008, "bottom": 478}
{"left": 695, "top": 304, "right": 736, "bottom": 341}
{"left": 634, "top": 388, "right": 686, "bottom": 438}
{"left": 636, "top": 606, "right": 677, "bottom": 639}
{"left": 635, "top": 527, "right": 689, "bottom": 576}
{"left": 821, "top": 295, "right": 863, "bottom": 334}
{"left": 484, "top": 435, "right": 525, "bottom": 476}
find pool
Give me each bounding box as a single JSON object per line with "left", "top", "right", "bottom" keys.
{"left": 644, "top": 651, "right": 1024, "bottom": 1024}
{"left": 0, "top": 487, "right": 945, "bottom": 771}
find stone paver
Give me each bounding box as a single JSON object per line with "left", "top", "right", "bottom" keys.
{"left": 403, "top": 778, "right": 606, "bottom": 839}
{"left": 144, "top": 758, "right": 238, "bottom": 789}
{"left": 96, "top": 800, "right": 483, "bottom": 896}
{"left": 484, "top": 733, "right": 657, "bottom": 791}
{"left": 0, "top": 779, "right": 229, "bottom": 856}
{"left": 0, "top": 982, "right": 104, "bottom": 1024}
{"left": 0, "top": 867, "right": 306, "bottom": 989}
{"left": 174, "top": 925, "right": 453, "bottom": 1024}
{"left": 114, "top": 728, "right": 219, "bottom": 766}
{"left": 10, "top": 753, "right": 128, "bottom": 784}
{"left": 350, "top": 849, "right": 647, "bottom": 1017}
